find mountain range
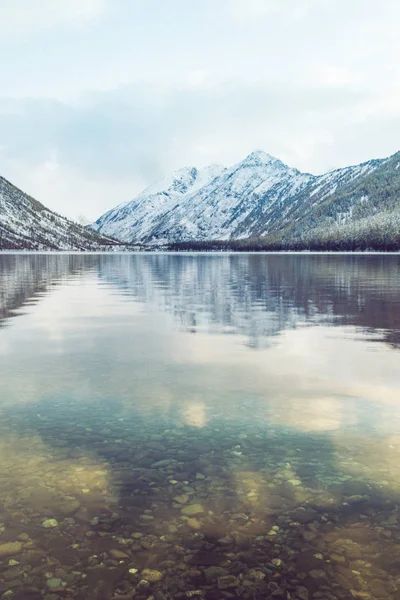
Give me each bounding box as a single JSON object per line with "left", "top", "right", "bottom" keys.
{"left": 1, "top": 149, "right": 399, "bottom": 251}
{"left": 91, "top": 150, "right": 400, "bottom": 250}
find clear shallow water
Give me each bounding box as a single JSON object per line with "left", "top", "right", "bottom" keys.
{"left": 0, "top": 253, "right": 399, "bottom": 600}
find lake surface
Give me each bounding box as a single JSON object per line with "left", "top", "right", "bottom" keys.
{"left": 0, "top": 252, "right": 400, "bottom": 600}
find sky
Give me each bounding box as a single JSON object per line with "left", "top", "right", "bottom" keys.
{"left": 1, "top": 0, "right": 400, "bottom": 222}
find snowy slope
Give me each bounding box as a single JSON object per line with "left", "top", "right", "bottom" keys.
{"left": 92, "top": 150, "right": 392, "bottom": 245}
{"left": 93, "top": 164, "right": 226, "bottom": 243}
{"left": 0, "top": 176, "right": 115, "bottom": 250}
{"left": 146, "top": 151, "right": 312, "bottom": 243}
{"left": 244, "top": 156, "right": 385, "bottom": 238}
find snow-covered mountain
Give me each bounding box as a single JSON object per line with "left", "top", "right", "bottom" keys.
{"left": 0, "top": 176, "right": 115, "bottom": 250}
{"left": 92, "top": 164, "right": 227, "bottom": 243}
{"left": 91, "top": 150, "right": 396, "bottom": 246}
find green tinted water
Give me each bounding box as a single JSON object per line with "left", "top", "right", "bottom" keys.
{"left": 0, "top": 253, "right": 399, "bottom": 600}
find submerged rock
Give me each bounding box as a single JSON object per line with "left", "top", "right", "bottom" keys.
{"left": 151, "top": 459, "right": 178, "bottom": 468}
{"left": 57, "top": 496, "right": 81, "bottom": 515}
{"left": 110, "top": 549, "right": 129, "bottom": 560}
{"left": 181, "top": 503, "right": 204, "bottom": 516}
{"left": 174, "top": 494, "right": 190, "bottom": 504}
{"left": 204, "top": 566, "right": 229, "bottom": 583}
{"left": 42, "top": 519, "right": 59, "bottom": 528}
{"left": 0, "top": 542, "right": 23, "bottom": 557}
{"left": 187, "top": 518, "right": 201, "bottom": 530}
{"left": 141, "top": 568, "right": 163, "bottom": 582}
{"left": 46, "top": 578, "right": 64, "bottom": 589}
{"left": 296, "top": 586, "right": 309, "bottom": 600}
{"left": 218, "top": 575, "right": 239, "bottom": 589}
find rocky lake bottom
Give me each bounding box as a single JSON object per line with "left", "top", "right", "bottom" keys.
{"left": 2, "top": 402, "right": 400, "bottom": 600}
{"left": 0, "top": 253, "right": 399, "bottom": 600}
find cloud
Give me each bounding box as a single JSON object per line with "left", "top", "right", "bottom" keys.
{"left": 311, "top": 65, "right": 361, "bottom": 87}
{"left": 232, "top": 0, "right": 332, "bottom": 21}
{"left": 1, "top": 0, "right": 400, "bottom": 221}
{"left": 0, "top": 153, "right": 145, "bottom": 223}
{"left": 1, "top": 76, "right": 400, "bottom": 220}
{"left": 0, "top": 0, "right": 106, "bottom": 37}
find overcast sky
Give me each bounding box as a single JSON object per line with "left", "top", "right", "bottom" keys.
{"left": 1, "top": 0, "right": 400, "bottom": 221}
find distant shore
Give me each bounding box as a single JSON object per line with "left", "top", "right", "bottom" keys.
{"left": 0, "top": 248, "right": 399, "bottom": 255}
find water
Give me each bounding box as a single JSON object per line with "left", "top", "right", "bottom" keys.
{"left": 0, "top": 253, "right": 399, "bottom": 600}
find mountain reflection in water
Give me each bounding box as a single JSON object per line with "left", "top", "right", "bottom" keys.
{"left": 0, "top": 252, "right": 399, "bottom": 600}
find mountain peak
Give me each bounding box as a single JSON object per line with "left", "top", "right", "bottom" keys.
{"left": 241, "top": 150, "right": 285, "bottom": 168}
{"left": 144, "top": 163, "right": 225, "bottom": 198}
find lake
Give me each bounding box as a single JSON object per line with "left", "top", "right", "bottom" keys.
{"left": 0, "top": 252, "right": 399, "bottom": 600}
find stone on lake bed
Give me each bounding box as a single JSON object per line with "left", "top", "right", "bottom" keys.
{"left": 205, "top": 566, "right": 229, "bottom": 582}
{"left": 0, "top": 542, "right": 23, "bottom": 557}
{"left": 46, "top": 578, "right": 64, "bottom": 589}
{"left": 151, "top": 459, "right": 177, "bottom": 468}
{"left": 309, "top": 569, "right": 328, "bottom": 583}
{"left": 271, "top": 558, "right": 283, "bottom": 567}
{"left": 57, "top": 496, "right": 81, "bottom": 515}
{"left": 218, "top": 575, "right": 239, "bottom": 589}
{"left": 181, "top": 503, "right": 205, "bottom": 516}
{"left": 42, "top": 519, "right": 59, "bottom": 528}
{"left": 110, "top": 549, "right": 130, "bottom": 560}
{"left": 346, "top": 494, "right": 369, "bottom": 504}
{"left": 296, "top": 586, "right": 309, "bottom": 600}
{"left": 174, "top": 494, "right": 189, "bottom": 504}
{"left": 187, "top": 518, "right": 201, "bottom": 530}
{"left": 141, "top": 568, "right": 163, "bottom": 582}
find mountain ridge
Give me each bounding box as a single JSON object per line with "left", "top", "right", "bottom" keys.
{"left": 91, "top": 150, "right": 398, "bottom": 249}
{"left": 0, "top": 175, "right": 117, "bottom": 250}
{"left": 1, "top": 148, "right": 399, "bottom": 251}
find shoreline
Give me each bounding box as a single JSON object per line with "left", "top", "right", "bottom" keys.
{"left": 0, "top": 250, "right": 399, "bottom": 256}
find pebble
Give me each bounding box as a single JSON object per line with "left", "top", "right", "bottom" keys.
{"left": 141, "top": 569, "right": 163, "bottom": 582}
{"left": 42, "top": 519, "right": 59, "bottom": 528}
{"left": 174, "top": 494, "right": 190, "bottom": 504}
{"left": 347, "top": 494, "right": 369, "bottom": 504}
{"left": 181, "top": 503, "right": 205, "bottom": 516}
{"left": 205, "top": 566, "right": 229, "bottom": 582}
{"left": 110, "top": 549, "right": 130, "bottom": 559}
{"left": 0, "top": 543, "right": 23, "bottom": 557}
{"left": 151, "top": 459, "right": 177, "bottom": 468}
{"left": 186, "top": 518, "right": 201, "bottom": 530}
{"left": 57, "top": 496, "right": 81, "bottom": 515}
{"left": 218, "top": 575, "right": 239, "bottom": 589}
{"left": 271, "top": 558, "right": 283, "bottom": 567}
{"left": 46, "top": 578, "right": 64, "bottom": 589}
{"left": 296, "top": 586, "right": 309, "bottom": 600}
{"left": 309, "top": 569, "right": 329, "bottom": 583}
